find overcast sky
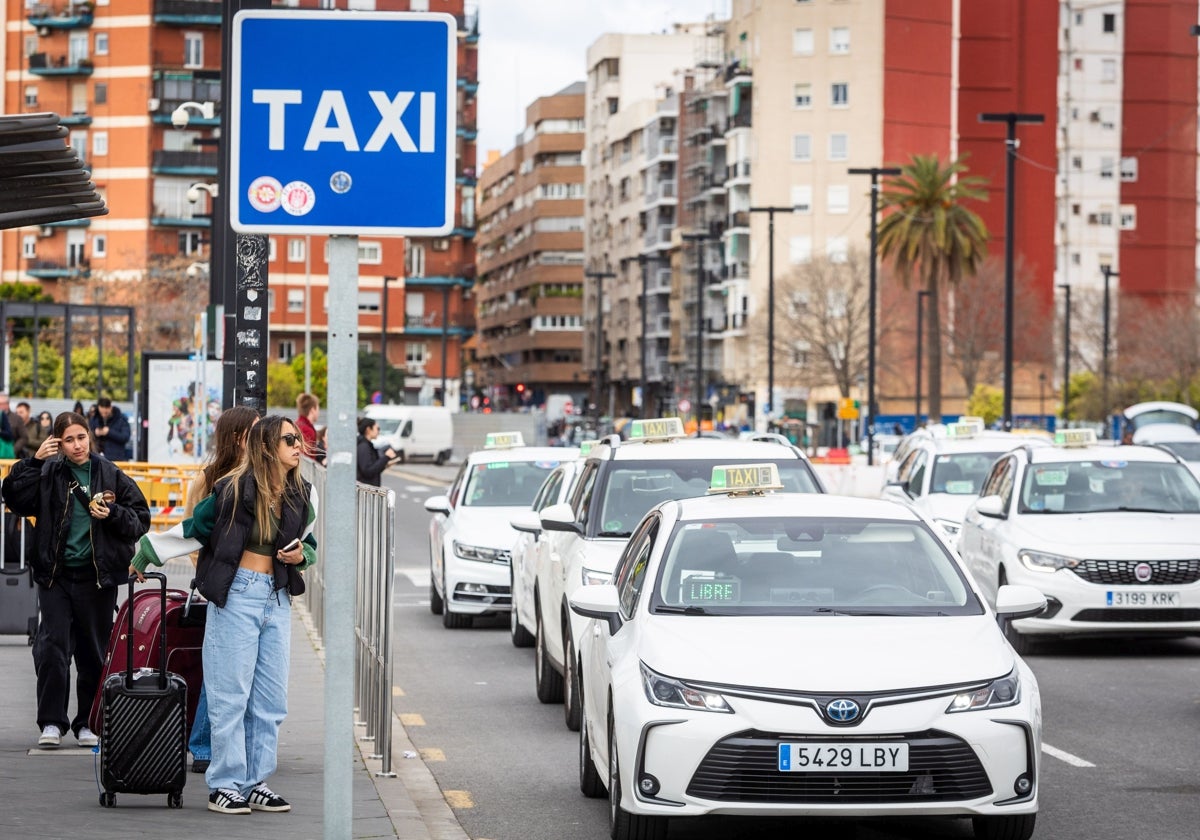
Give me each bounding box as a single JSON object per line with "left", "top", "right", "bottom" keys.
{"left": 477, "top": 0, "right": 730, "bottom": 156}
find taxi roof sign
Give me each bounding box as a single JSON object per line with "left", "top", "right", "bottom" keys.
{"left": 946, "top": 419, "right": 984, "bottom": 439}
{"left": 708, "top": 463, "right": 784, "bottom": 495}
{"left": 1054, "top": 428, "right": 1097, "bottom": 448}
{"left": 485, "top": 431, "right": 525, "bottom": 449}
{"left": 578, "top": 439, "right": 599, "bottom": 457}
{"left": 628, "top": 417, "right": 686, "bottom": 442}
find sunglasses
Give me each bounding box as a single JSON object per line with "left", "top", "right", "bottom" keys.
{"left": 281, "top": 433, "right": 302, "bottom": 447}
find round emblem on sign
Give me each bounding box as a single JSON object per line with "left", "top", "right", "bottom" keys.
{"left": 280, "top": 181, "right": 316, "bottom": 216}
{"left": 247, "top": 176, "right": 282, "bottom": 213}
{"left": 1134, "top": 562, "right": 1153, "bottom": 583}
{"left": 330, "top": 171, "right": 353, "bottom": 194}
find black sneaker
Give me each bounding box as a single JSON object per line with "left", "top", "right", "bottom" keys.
{"left": 247, "top": 783, "right": 291, "bottom": 812}
{"left": 208, "top": 788, "right": 251, "bottom": 815}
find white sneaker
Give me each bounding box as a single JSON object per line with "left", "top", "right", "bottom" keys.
{"left": 38, "top": 725, "right": 62, "bottom": 747}
{"left": 77, "top": 727, "right": 99, "bottom": 747}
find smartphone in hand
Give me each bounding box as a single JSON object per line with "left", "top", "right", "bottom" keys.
{"left": 281, "top": 537, "right": 302, "bottom": 552}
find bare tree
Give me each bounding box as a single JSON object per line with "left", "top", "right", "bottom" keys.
{"left": 1117, "top": 293, "right": 1199, "bottom": 404}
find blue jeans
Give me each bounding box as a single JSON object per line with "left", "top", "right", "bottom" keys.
{"left": 189, "top": 684, "right": 210, "bottom": 761}
{"left": 203, "top": 569, "right": 291, "bottom": 796}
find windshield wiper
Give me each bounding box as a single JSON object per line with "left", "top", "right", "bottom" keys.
{"left": 656, "top": 604, "right": 709, "bottom": 615}
{"left": 597, "top": 530, "right": 633, "bottom": 538}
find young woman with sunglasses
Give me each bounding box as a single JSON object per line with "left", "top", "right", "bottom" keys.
{"left": 132, "top": 415, "right": 317, "bottom": 815}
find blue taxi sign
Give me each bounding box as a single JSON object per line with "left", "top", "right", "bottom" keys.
{"left": 1054, "top": 428, "right": 1097, "bottom": 448}
{"left": 708, "top": 463, "right": 783, "bottom": 495}
{"left": 628, "top": 417, "right": 686, "bottom": 442}
{"left": 230, "top": 10, "right": 456, "bottom": 235}
{"left": 485, "top": 432, "right": 525, "bottom": 449}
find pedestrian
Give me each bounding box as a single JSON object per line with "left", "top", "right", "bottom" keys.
{"left": 130, "top": 415, "right": 317, "bottom": 815}
{"left": 90, "top": 397, "right": 132, "bottom": 461}
{"left": 26, "top": 410, "right": 53, "bottom": 452}
{"left": 2, "top": 411, "right": 150, "bottom": 748}
{"left": 295, "top": 392, "right": 319, "bottom": 457}
{"left": 356, "top": 417, "right": 396, "bottom": 486}
{"left": 0, "top": 391, "right": 18, "bottom": 460}
{"left": 9, "top": 397, "right": 31, "bottom": 458}
{"left": 172, "top": 405, "right": 260, "bottom": 775}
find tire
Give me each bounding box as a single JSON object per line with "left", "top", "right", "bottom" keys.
{"left": 435, "top": 450, "right": 447, "bottom": 466}
{"left": 579, "top": 702, "right": 605, "bottom": 798}
{"left": 442, "top": 605, "right": 473, "bottom": 629}
{"left": 100, "top": 792, "right": 115, "bottom": 808}
{"left": 535, "top": 608, "right": 564, "bottom": 703}
{"left": 510, "top": 572, "right": 534, "bottom": 648}
{"left": 608, "top": 711, "right": 667, "bottom": 840}
{"left": 398, "top": 450, "right": 407, "bottom": 464}
{"left": 973, "top": 814, "right": 1036, "bottom": 840}
{"left": 167, "top": 792, "right": 182, "bottom": 809}
{"left": 563, "top": 627, "right": 582, "bottom": 731}
{"left": 429, "top": 559, "right": 444, "bottom": 616}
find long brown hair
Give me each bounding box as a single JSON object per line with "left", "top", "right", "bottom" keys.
{"left": 200, "top": 406, "right": 260, "bottom": 495}
{"left": 223, "top": 414, "right": 304, "bottom": 540}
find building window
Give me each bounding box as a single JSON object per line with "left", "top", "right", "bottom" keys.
{"left": 268, "top": 237, "right": 277, "bottom": 261}
{"left": 789, "top": 235, "right": 812, "bottom": 264}
{"left": 24, "top": 86, "right": 37, "bottom": 108}
{"left": 358, "top": 291, "right": 381, "bottom": 313}
{"left": 826, "top": 236, "right": 849, "bottom": 262}
{"left": 791, "top": 341, "right": 810, "bottom": 367}
{"left": 288, "top": 289, "right": 304, "bottom": 312}
{"left": 1101, "top": 59, "right": 1116, "bottom": 83}
{"left": 179, "top": 231, "right": 201, "bottom": 255}
{"left": 1119, "top": 205, "right": 1136, "bottom": 230}
{"left": 792, "top": 28, "right": 813, "bottom": 55}
{"left": 831, "top": 83, "right": 849, "bottom": 107}
{"left": 1102, "top": 12, "right": 1116, "bottom": 33}
{"left": 406, "top": 343, "right": 427, "bottom": 365}
{"left": 1120, "top": 157, "right": 1138, "bottom": 182}
{"left": 92, "top": 132, "right": 108, "bottom": 156}
{"left": 1072, "top": 156, "right": 1082, "bottom": 170}
{"left": 830, "top": 27, "right": 850, "bottom": 54}
{"left": 267, "top": 290, "right": 275, "bottom": 312}
{"left": 827, "top": 185, "right": 849, "bottom": 214}
{"left": 828, "top": 133, "right": 848, "bottom": 161}
{"left": 792, "top": 133, "right": 812, "bottom": 161}
{"left": 793, "top": 83, "right": 811, "bottom": 109}
{"left": 24, "top": 35, "right": 36, "bottom": 57}
{"left": 94, "top": 83, "right": 107, "bottom": 105}
{"left": 1071, "top": 252, "right": 1081, "bottom": 265}
{"left": 791, "top": 184, "right": 812, "bottom": 214}
{"left": 184, "top": 33, "right": 203, "bottom": 68}
{"left": 68, "top": 31, "right": 87, "bottom": 64}
{"left": 358, "top": 241, "right": 382, "bottom": 264}
{"left": 287, "top": 238, "right": 305, "bottom": 262}
{"left": 95, "top": 32, "right": 108, "bottom": 55}
{"left": 1099, "top": 157, "right": 1114, "bottom": 179}
{"left": 22, "top": 235, "right": 36, "bottom": 259}
{"left": 407, "top": 242, "right": 426, "bottom": 277}
{"left": 278, "top": 340, "right": 295, "bottom": 362}
{"left": 92, "top": 234, "right": 106, "bottom": 257}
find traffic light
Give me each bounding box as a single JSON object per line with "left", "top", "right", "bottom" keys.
{"left": 515, "top": 383, "right": 525, "bottom": 394}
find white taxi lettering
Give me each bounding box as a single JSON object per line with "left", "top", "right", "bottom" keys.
{"left": 251, "top": 89, "right": 437, "bottom": 153}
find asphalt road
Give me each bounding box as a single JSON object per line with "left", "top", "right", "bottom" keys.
{"left": 385, "top": 467, "right": 1200, "bottom": 840}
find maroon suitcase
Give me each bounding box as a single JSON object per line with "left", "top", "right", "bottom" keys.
{"left": 89, "top": 581, "right": 206, "bottom": 736}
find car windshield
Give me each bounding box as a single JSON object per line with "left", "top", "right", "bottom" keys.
{"left": 461, "top": 459, "right": 562, "bottom": 507}
{"left": 1157, "top": 441, "right": 1200, "bottom": 462}
{"left": 594, "top": 459, "right": 820, "bottom": 537}
{"left": 1018, "top": 459, "right": 1200, "bottom": 514}
{"left": 929, "top": 451, "right": 1003, "bottom": 495}
{"left": 649, "top": 517, "right": 981, "bottom": 616}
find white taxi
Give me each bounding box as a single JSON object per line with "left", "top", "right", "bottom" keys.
{"left": 424, "top": 432, "right": 571, "bottom": 629}
{"left": 883, "top": 419, "right": 1037, "bottom": 544}
{"left": 528, "top": 418, "right": 824, "bottom": 731}
{"left": 571, "top": 464, "right": 1045, "bottom": 840}
{"left": 959, "top": 428, "right": 1200, "bottom": 653}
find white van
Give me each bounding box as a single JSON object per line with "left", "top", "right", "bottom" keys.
{"left": 363, "top": 405, "right": 454, "bottom": 465}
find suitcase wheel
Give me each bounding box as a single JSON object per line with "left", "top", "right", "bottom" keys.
{"left": 99, "top": 792, "right": 115, "bottom": 808}
{"left": 168, "top": 792, "right": 182, "bottom": 809}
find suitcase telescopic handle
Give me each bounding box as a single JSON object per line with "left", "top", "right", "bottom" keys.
{"left": 125, "top": 572, "right": 169, "bottom": 691}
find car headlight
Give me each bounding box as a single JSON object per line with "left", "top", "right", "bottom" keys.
{"left": 1018, "top": 549, "right": 1080, "bottom": 572}
{"left": 453, "top": 540, "right": 507, "bottom": 563}
{"left": 934, "top": 518, "right": 961, "bottom": 537}
{"left": 947, "top": 670, "right": 1020, "bottom": 713}
{"left": 640, "top": 662, "right": 732, "bottom": 713}
{"left": 581, "top": 566, "right": 611, "bottom": 586}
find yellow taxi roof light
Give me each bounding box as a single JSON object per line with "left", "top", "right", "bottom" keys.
{"left": 628, "top": 417, "right": 686, "bottom": 442}
{"left": 485, "top": 431, "right": 525, "bottom": 449}
{"left": 578, "top": 439, "right": 599, "bottom": 457}
{"left": 946, "top": 419, "right": 984, "bottom": 439}
{"left": 1054, "top": 428, "right": 1097, "bottom": 448}
{"left": 708, "top": 463, "right": 784, "bottom": 495}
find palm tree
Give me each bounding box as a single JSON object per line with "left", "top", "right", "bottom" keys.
{"left": 877, "top": 154, "right": 989, "bottom": 422}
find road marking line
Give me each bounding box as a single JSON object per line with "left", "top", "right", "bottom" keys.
{"left": 392, "top": 686, "right": 405, "bottom": 697}
{"left": 419, "top": 747, "right": 445, "bottom": 762}
{"left": 1042, "top": 742, "right": 1095, "bottom": 767}
{"left": 398, "top": 713, "right": 425, "bottom": 726}
{"left": 396, "top": 566, "right": 431, "bottom": 587}
{"left": 444, "top": 790, "right": 474, "bottom": 808}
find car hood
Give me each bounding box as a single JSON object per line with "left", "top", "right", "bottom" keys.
{"left": 640, "top": 615, "right": 1012, "bottom": 693}
{"left": 1012, "top": 515, "right": 1200, "bottom": 558}
{"left": 450, "top": 507, "right": 527, "bottom": 549}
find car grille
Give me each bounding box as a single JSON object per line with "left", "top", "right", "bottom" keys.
{"left": 1072, "top": 608, "right": 1200, "bottom": 623}
{"left": 1070, "top": 559, "right": 1200, "bottom": 586}
{"left": 686, "top": 729, "right": 992, "bottom": 804}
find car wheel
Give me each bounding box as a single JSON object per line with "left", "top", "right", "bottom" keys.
{"left": 441, "top": 572, "right": 472, "bottom": 628}
{"left": 999, "top": 569, "right": 1036, "bottom": 655}
{"left": 972, "top": 813, "right": 1036, "bottom": 840}
{"left": 608, "top": 710, "right": 666, "bottom": 840}
{"left": 429, "top": 553, "right": 444, "bottom": 616}
{"left": 435, "top": 450, "right": 447, "bottom": 466}
{"left": 510, "top": 572, "right": 534, "bottom": 648}
{"left": 563, "top": 626, "right": 582, "bottom": 731}
{"left": 579, "top": 701, "right": 605, "bottom": 798}
{"left": 535, "top": 606, "right": 563, "bottom": 703}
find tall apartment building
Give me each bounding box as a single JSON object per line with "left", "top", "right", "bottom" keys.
{"left": 475, "top": 82, "right": 585, "bottom": 409}
{"left": 1, "top": 0, "right": 478, "bottom": 408}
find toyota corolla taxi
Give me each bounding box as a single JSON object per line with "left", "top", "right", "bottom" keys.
{"left": 571, "top": 464, "right": 1045, "bottom": 840}
{"left": 958, "top": 428, "right": 1200, "bottom": 653}
{"left": 424, "top": 432, "right": 570, "bottom": 629}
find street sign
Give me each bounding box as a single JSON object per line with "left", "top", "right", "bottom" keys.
{"left": 230, "top": 10, "right": 456, "bottom": 235}
{"left": 678, "top": 399, "right": 692, "bottom": 414}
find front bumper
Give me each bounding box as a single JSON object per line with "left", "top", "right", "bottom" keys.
{"left": 444, "top": 551, "right": 511, "bottom": 615}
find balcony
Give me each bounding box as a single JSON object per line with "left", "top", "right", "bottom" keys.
{"left": 647, "top": 268, "right": 672, "bottom": 295}
{"left": 150, "top": 204, "right": 210, "bottom": 227}
{"left": 27, "top": 53, "right": 94, "bottom": 76}
{"left": 457, "top": 124, "right": 478, "bottom": 142}
{"left": 726, "top": 159, "right": 751, "bottom": 186}
{"left": 725, "top": 60, "right": 752, "bottom": 84}
{"left": 59, "top": 112, "right": 92, "bottom": 126}
{"left": 404, "top": 274, "right": 474, "bottom": 288}
{"left": 643, "top": 223, "right": 675, "bottom": 251}
{"left": 27, "top": 2, "right": 94, "bottom": 30}
{"left": 26, "top": 258, "right": 89, "bottom": 279}
{"left": 152, "top": 149, "right": 218, "bottom": 176}
{"left": 151, "top": 92, "right": 222, "bottom": 126}
{"left": 404, "top": 313, "right": 469, "bottom": 336}
{"left": 153, "top": 0, "right": 221, "bottom": 26}
{"left": 726, "top": 210, "right": 750, "bottom": 231}
{"left": 726, "top": 111, "right": 752, "bottom": 132}
{"left": 457, "top": 78, "right": 479, "bottom": 96}
{"left": 456, "top": 9, "right": 480, "bottom": 44}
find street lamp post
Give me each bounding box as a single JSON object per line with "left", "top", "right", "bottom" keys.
{"left": 636, "top": 254, "right": 662, "bottom": 419}
{"left": 915, "top": 290, "right": 931, "bottom": 427}
{"left": 379, "top": 275, "right": 393, "bottom": 403}
{"left": 848, "top": 166, "right": 901, "bottom": 465}
{"left": 584, "top": 268, "right": 615, "bottom": 428}
{"left": 1038, "top": 371, "right": 1046, "bottom": 426}
{"left": 1057, "top": 283, "right": 1070, "bottom": 424}
{"left": 748, "top": 205, "right": 797, "bottom": 428}
{"left": 681, "top": 232, "right": 714, "bottom": 437}
{"left": 1100, "top": 265, "right": 1118, "bottom": 437}
{"left": 979, "top": 111, "right": 1045, "bottom": 431}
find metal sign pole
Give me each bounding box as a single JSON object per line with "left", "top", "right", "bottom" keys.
{"left": 324, "top": 235, "right": 359, "bottom": 840}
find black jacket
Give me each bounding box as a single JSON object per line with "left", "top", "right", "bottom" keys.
{"left": 356, "top": 434, "right": 392, "bottom": 486}
{"left": 3, "top": 453, "right": 150, "bottom": 588}
{"left": 90, "top": 407, "right": 131, "bottom": 460}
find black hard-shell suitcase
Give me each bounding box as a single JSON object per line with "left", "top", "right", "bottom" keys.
{"left": 0, "top": 508, "right": 37, "bottom": 644}
{"left": 98, "top": 573, "right": 187, "bottom": 809}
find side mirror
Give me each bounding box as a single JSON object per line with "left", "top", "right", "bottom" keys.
{"left": 974, "top": 495, "right": 1005, "bottom": 518}
{"left": 995, "top": 584, "right": 1047, "bottom": 622}
{"left": 423, "top": 495, "right": 451, "bottom": 516}
{"left": 569, "top": 584, "right": 622, "bottom": 635}
{"left": 510, "top": 510, "right": 542, "bottom": 536}
{"left": 540, "top": 502, "right": 581, "bottom": 534}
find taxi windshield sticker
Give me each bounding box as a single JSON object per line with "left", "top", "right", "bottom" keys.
{"left": 681, "top": 576, "right": 740, "bottom": 604}
{"left": 944, "top": 480, "right": 975, "bottom": 494}
{"left": 1034, "top": 468, "right": 1068, "bottom": 487}
{"left": 480, "top": 462, "right": 509, "bottom": 470}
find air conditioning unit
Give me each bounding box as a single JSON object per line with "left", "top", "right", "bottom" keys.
{"left": 38, "top": 26, "right": 51, "bottom": 37}
{"left": 148, "top": 97, "right": 160, "bottom": 112}
{"left": 431, "top": 238, "right": 450, "bottom": 251}
{"left": 39, "top": 226, "right": 54, "bottom": 237}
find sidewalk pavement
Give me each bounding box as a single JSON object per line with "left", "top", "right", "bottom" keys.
{"left": 0, "top": 556, "right": 470, "bottom": 840}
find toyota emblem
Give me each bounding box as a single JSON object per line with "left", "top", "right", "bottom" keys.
{"left": 826, "top": 698, "right": 860, "bottom": 723}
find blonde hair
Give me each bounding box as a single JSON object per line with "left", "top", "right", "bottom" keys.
{"left": 223, "top": 414, "right": 304, "bottom": 541}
